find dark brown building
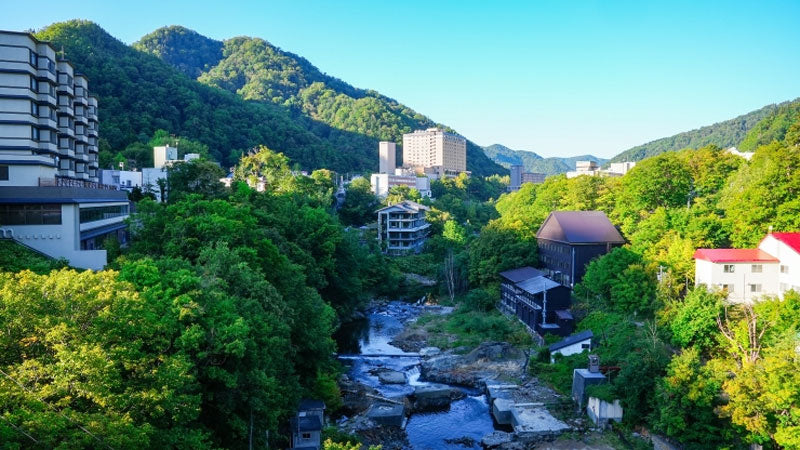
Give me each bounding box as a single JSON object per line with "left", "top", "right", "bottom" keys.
{"left": 499, "top": 266, "right": 574, "bottom": 336}
{"left": 536, "top": 211, "right": 625, "bottom": 288}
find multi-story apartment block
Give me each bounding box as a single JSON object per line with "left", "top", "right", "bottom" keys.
{"left": 402, "top": 128, "right": 467, "bottom": 177}
{"left": 509, "top": 165, "right": 546, "bottom": 191}
{"left": 370, "top": 170, "right": 431, "bottom": 198}
{"left": 498, "top": 266, "right": 574, "bottom": 337}
{"left": 694, "top": 232, "right": 800, "bottom": 303}
{"left": 521, "top": 172, "right": 546, "bottom": 184}
{"left": 376, "top": 200, "right": 430, "bottom": 255}
{"left": 0, "top": 30, "right": 128, "bottom": 270}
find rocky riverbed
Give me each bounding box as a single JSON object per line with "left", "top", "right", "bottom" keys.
{"left": 333, "top": 301, "right": 603, "bottom": 449}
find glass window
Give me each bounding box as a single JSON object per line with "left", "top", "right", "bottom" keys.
{"left": 750, "top": 284, "right": 762, "bottom": 293}
{"left": 31, "top": 102, "right": 39, "bottom": 117}
{"left": 29, "top": 50, "right": 37, "bottom": 66}
{"left": 723, "top": 264, "right": 735, "bottom": 273}
{"left": 31, "top": 127, "right": 40, "bottom": 141}
{"left": 30, "top": 76, "right": 38, "bottom": 92}
{"left": 0, "top": 204, "right": 61, "bottom": 225}
{"left": 0, "top": 165, "right": 8, "bottom": 181}
{"left": 781, "top": 265, "right": 789, "bottom": 274}
{"left": 79, "top": 204, "right": 129, "bottom": 223}
{"left": 751, "top": 264, "right": 763, "bottom": 273}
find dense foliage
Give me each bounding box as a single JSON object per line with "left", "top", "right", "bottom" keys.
{"left": 0, "top": 149, "right": 389, "bottom": 448}
{"left": 608, "top": 99, "right": 797, "bottom": 163}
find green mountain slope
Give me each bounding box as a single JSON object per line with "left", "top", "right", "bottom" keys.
{"left": 609, "top": 100, "right": 799, "bottom": 163}
{"left": 482, "top": 144, "right": 608, "bottom": 176}
{"left": 135, "top": 26, "right": 505, "bottom": 177}
{"left": 35, "top": 20, "right": 351, "bottom": 171}
{"left": 739, "top": 99, "right": 800, "bottom": 150}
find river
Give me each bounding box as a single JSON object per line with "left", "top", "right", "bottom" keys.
{"left": 334, "top": 301, "right": 499, "bottom": 449}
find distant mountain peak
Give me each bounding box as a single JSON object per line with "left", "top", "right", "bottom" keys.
{"left": 482, "top": 144, "right": 607, "bottom": 176}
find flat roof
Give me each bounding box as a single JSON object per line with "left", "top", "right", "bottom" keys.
{"left": 0, "top": 186, "right": 128, "bottom": 204}
{"left": 549, "top": 330, "right": 592, "bottom": 352}
{"left": 499, "top": 266, "right": 544, "bottom": 283}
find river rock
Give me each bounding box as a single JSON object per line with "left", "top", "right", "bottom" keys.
{"left": 481, "top": 431, "right": 513, "bottom": 448}
{"left": 377, "top": 369, "right": 406, "bottom": 384}
{"left": 413, "top": 383, "right": 454, "bottom": 410}
{"left": 421, "top": 342, "right": 527, "bottom": 387}
{"left": 419, "top": 346, "right": 441, "bottom": 357}
{"left": 367, "top": 403, "right": 406, "bottom": 427}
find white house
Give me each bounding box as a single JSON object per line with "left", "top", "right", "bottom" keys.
{"left": 694, "top": 232, "right": 800, "bottom": 303}
{"left": 549, "top": 330, "right": 593, "bottom": 363}
{"left": 100, "top": 169, "right": 142, "bottom": 192}
{"left": 758, "top": 233, "right": 800, "bottom": 295}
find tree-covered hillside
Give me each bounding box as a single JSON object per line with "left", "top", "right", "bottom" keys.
{"left": 608, "top": 99, "right": 798, "bottom": 163}
{"left": 482, "top": 143, "right": 607, "bottom": 175}
{"left": 35, "top": 20, "right": 351, "bottom": 171}
{"left": 135, "top": 26, "right": 505, "bottom": 177}
{"left": 739, "top": 99, "right": 800, "bottom": 150}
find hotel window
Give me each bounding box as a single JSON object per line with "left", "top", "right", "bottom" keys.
{"left": 31, "top": 127, "right": 40, "bottom": 141}
{"left": 0, "top": 204, "right": 61, "bottom": 225}
{"left": 30, "top": 76, "right": 39, "bottom": 92}
{"left": 721, "top": 284, "right": 734, "bottom": 292}
{"left": 781, "top": 265, "right": 789, "bottom": 274}
{"left": 723, "top": 264, "right": 735, "bottom": 273}
{"left": 29, "top": 50, "right": 38, "bottom": 67}
{"left": 749, "top": 284, "right": 762, "bottom": 293}
{"left": 79, "top": 204, "right": 129, "bottom": 223}
{"left": 751, "top": 264, "right": 763, "bottom": 273}
{"left": 31, "top": 102, "right": 39, "bottom": 117}
{"left": 0, "top": 165, "right": 8, "bottom": 181}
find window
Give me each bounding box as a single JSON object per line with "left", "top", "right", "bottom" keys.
{"left": 79, "top": 204, "right": 129, "bottom": 223}
{"left": 29, "top": 50, "right": 37, "bottom": 67}
{"left": 0, "top": 165, "right": 8, "bottom": 181}
{"left": 301, "top": 433, "right": 311, "bottom": 440}
{"left": 749, "top": 284, "right": 762, "bottom": 293}
{"left": 30, "top": 76, "right": 38, "bottom": 92}
{"left": 0, "top": 204, "right": 61, "bottom": 225}
{"left": 31, "top": 127, "right": 39, "bottom": 141}
{"left": 751, "top": 264, "right": 763, "bottom": 273}
{"left": 31, "top": 102, "right": 39, "bottom": 117}
{"left": 723, "top": 264, "right": 735, "bottom": 273}
{"left": 721, "top": 284, "right": 734, "bottom": 293}
{"left": 781, "top": 265, "right": 789, "bottom": 274}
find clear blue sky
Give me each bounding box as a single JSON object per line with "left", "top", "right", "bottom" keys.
{"left": 2, "top": 0, "right": 799, "bottom": 158}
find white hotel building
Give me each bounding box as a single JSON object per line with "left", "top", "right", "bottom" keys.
{"left": 0, "top": 30, "right": 129, "bottom": 270}
{"left": 402, "top": 128, "right": 467, "bottom": 178}
{"left": 694, "top": 232, "right": 800, "bottom": 303}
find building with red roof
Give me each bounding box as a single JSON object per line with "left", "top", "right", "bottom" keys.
{"left": 694, "top": 232, "right": 800, "bottom": 303}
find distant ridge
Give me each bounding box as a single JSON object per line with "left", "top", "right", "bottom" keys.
{"left": 609, "top": 98, "right": 800, "bottom": 163}
{"left": 482, "top": 144, "right": 607, "bottom": 176}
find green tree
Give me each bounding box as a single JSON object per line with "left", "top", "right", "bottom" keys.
{"left": 338, "top": 177, "right": 380, "bottom": 226}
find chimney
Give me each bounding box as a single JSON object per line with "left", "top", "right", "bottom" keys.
{"left": 588, "top": 354, "right": 600, "bottom": 373}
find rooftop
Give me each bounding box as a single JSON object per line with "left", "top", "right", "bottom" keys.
{"left": 536, "top": 211, "right": 625, "bottom": 244}
{"left": 768, "top": 232, "right": 800, "bottom": 255}
{"left": 516, "top": 276, "right": 561, "bottom": 295}
{"left": 0, "top": 186, "right": 128, "bottom": 204}
{"left": 291, "top": 415, "right": 322, "bottom": 432}
{"left": 376, "top": 200, "right": 429, "bottom": 214}
{"left": 549, "top": 330, "right": 593, "bottom": 352}
{"left": 499, "top": 266, "right": 545, "bottom": 283}
{"left": 693, "top": 248, "right": 779, "bottom": 263}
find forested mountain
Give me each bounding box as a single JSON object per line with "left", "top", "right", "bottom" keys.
{"left": 134, "top": 25, "right": 505, "bottom": 176}
{"left": 482, "top": 143, "right": 607, "bottom": 175}
{"left": 33, "top": 21, "right": 504, "bottom": 176}
{"left": 609, "top": 99, "right": 799, "bottom": 163}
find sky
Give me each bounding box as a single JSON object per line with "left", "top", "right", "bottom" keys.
{"left": 2, "top": 0, "right": 799, "bottom": 158}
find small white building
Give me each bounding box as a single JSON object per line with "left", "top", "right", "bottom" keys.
{"left": 726, "top": 146, "right": 754, "bottom": 161}
{"left": 548, "top": 330, "right": 593, "bottom": 363}
{"left": 376, "top": 200, "right": 430, "bottom": 255}
{"left": 694, "top": 232, "right": 800, "bottom": 303}
{"left": 370, "top": 170, "right": 431, "bottom": 198}
{"left": 100, "top": 169, "right": 143, "bottom": 192}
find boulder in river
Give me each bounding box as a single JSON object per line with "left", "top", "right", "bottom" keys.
{"left": 419, "top": 346, "right": 441, "bottom": 357}
{"left": 377, "top": 369, "right": 407, "bottom": 384}
{"left": 481, "top": 431, "right": 513, "bottom": 448}
{"left": 421, "top": 342, "right": 527, "bottom": 387}
{"left": 412, "top": 383, "right": 455, "bottom": 411}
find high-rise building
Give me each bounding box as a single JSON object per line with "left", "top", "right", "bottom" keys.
{"left": 509, "top": 164, "right": 523, "bottom": 191}
{"left": 402, "top": 128, "right": 467, "bottom": 177}
{"left": 378, "top": 141, "right": 396, "bottom": 174}
{"left": 0, "top": 30, "right": 129, "bottom": 270}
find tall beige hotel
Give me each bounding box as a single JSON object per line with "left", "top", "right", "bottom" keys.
{"left": 402, "top": 128, "right": 467, "bottom": 177}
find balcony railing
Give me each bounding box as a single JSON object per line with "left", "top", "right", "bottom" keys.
{"left": 39, "top": 176, "right": 119, "bottom": 190}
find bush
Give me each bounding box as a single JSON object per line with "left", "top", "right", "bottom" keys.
{"left": 461, "top": 288, "right": 496, "bottom": 312}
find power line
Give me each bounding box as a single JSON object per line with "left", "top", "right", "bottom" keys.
{"left": 0, "top": 413, "right": 38, "bottom": 444}
{"left": 0, "top": 368, "right": 114, "bottom": 449}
